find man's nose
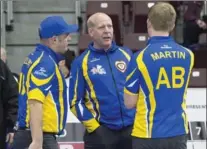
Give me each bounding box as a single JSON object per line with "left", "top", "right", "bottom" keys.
{"left": 104, "top": 26, "right": 110, "bottom": 32}
{"left": 67, "top": 35, "right": 72, "bottom": 41}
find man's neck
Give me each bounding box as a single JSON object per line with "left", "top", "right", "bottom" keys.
{"left": 40, "top": 40, "right": 58, "bottom": 53}
{"left": 93, "top": 43, "right": 111, "bottom": 51}
{"left": 149, "top": 30, "right": 169, "bottom": 37}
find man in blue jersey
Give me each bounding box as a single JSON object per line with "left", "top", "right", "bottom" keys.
{"left": 124, "top": 2, "right": 194, "bottom": 149}
{"left": 69, "top": 12, "right": 135, "bottom": 149}
{"left": 13, "top": 16, "right": 78, "bottom": 149}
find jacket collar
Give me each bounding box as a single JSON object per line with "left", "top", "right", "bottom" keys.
{"left": 88, "top": 41, "right": 118, "bottom": 53}
{"left": 36, "top": 44, "right": 64, "bottom": 64}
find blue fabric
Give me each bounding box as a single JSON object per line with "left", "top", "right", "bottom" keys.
{"left": 39, "top": 16, "right": 78, "bottom": 38}
{"left": 69, "top": 41, "right": 136, "bottom": 130}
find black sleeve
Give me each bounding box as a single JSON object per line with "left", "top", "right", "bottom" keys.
{"left": 1, "top": 60, "right": 18, "bottom": 132}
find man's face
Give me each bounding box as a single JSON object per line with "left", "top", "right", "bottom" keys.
{"left": 89, "top": 16, "right": 113, "bottom": 49}
{"left": 0, "top": 48, "right": 7, "bottom": 63}
{"left": 55, "top": 34, "right": 71, "bottom": 54}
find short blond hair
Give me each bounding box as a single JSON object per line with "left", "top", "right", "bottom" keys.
{"left": 148, "top": 2, "right": 176, "bottom": 32}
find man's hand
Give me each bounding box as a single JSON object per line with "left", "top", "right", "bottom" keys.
{"left": 196, "top": 19, "right": 207, "bottom": 29}
{"left": 59, "top": 60, "right": 69, "bottom": 78}
{"left": 28, "top": 141, "right": 42, "bottom": 149}
{"left": 6, "top": 133, "right": 14, "bottom": 147}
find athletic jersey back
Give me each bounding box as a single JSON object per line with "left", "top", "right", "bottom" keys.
{"left": 125, "top": 36, "right": 194, "bottom": 138}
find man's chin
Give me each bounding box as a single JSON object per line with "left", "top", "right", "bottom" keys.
{"left": 60, "top": 49, "right": 68, "bottom": 54}
{"left": 103, "top": 41, "right": 112, "bottom": 47}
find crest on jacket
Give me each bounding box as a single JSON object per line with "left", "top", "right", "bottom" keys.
{"left": 115, "top": 61, "right": 126, "bottom": 73}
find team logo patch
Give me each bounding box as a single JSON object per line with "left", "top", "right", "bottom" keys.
{"left": 115, "top": 61, "right": 126, "bottom": 73}
{"left": 91, "top": 65, "right": 106, "bottom": 75}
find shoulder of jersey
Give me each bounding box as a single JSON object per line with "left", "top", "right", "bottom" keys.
{"left": 119, "top": 46, "right": 133, "bottom": 55}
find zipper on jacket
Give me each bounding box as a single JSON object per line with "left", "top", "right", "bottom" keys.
{"left": 105, "top": 52, "right": 125, "bottom": 128}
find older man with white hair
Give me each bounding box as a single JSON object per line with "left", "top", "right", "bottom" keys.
{"left": 0, "top": 48, "right": 18, "bottom": 149}
{"left": 0, "top": 47, "right": 19, "bottom": 82}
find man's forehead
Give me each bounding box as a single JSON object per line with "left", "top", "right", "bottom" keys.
{"left": 95, "top": 19, "right": 112, "bottom": 26}
{"left": 58, "top": 33, "right": 70, "bottom": 39}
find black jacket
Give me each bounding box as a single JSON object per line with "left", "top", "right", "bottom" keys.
{"left": 0, "top": 59, "right": 18, "bottom": 149}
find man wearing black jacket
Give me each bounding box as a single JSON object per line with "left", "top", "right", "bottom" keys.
{"left": 1, "top": 47, "right": 19, "bottom": 83}
{"left": 0, "top": 59, "right": 18, "bottom": 149}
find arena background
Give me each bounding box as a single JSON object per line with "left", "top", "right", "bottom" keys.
{"left": 1, "top": 1, "right": 206, "bottom": 149}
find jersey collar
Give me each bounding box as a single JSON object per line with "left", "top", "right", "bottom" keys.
{"left": 147, "top": 36, "right": 174, "bottom": 45}
{"left": 36, "top": 44, "right": 64, "bottom": 64}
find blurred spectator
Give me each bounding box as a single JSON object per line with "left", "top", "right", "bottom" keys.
{"left": 1, "top": 47, "right": 7, "bottom": 63}
{"left": 58, "top": 49, "right": 75, "bottom": 78}
{"left": 1, "top": 47, "right": 19, "bottom": 82}
{"left": 0, "top": 59, "right": 18, "bottom": 149}
{"left": 183, "top": 1, "right": 207, "bottom": 48}
{"left": 169, "top": 1, "right": 182, "bottom": 18}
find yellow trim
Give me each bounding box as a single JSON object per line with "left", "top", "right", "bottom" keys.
{"left": 85, "top": 91, "right": 97, "bottom": 117}
{"left": 83, "top": 118, "right": 100, "bottom": 133}
{"left": 19, "top": 73, "right": 26, "bottom": 95}
{"left": 82, "top": 51, "right": 100, "bottom": 120}
{"left": 119, "top": 48, "right": 130, "bottom": 61}
{"left": 181, "top": 47, "right": 194, "bottom": 133}
{"left": 137, "top": 47, "right": 156, "bottom": 137}
{"left": 26, "top": 52, "right": 44, "bottom": 90}
{"left": 28, "top": 88, "right": 45, "bottom": 103}
{"left": 126, "top": 68, "right": 136, "bottom": 81}
{"left": 25, "top": 52, "right": 44, "bottom": 127}
{"left": 71, "top": 69, "right": 79, "bottom": 117}
{"left": 71, "top": 106, "right": 77, "bottom": 117}
{"left": 124, "top": 88, "right": 138, "bottom": 96}
{"left": 55, "top": 64, "right": 64, "bottom": 131}
{"left": 132, "top": 87, "right": 149, "bottom": 138}
{"left": 18, "top": 73, "right": 23, "bottom": 93}
{"left": 31, "top": 73, "right": 54, "bottom": 86}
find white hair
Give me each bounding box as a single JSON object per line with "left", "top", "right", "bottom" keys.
{"left": 1, "top": 47, "right": 7, "bottom": 63}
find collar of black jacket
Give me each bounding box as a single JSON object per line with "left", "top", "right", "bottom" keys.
{"left": 87, "top": 41, "right": 118, "bottom": 53}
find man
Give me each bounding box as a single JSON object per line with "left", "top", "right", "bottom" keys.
{"left": 183, "top": 1, "right": 207, "bottom": 48}
{"left": 13, "top": 16, "right": 78, "bottom": 149}
{"left": 0, "top": 59, "right": 18, "bottom": 149}
{"left": 69, "top": 12, "right": 135, "bottom": 149}
{"left": 1, "top": 47, "right": 19, "bottom": 82}
{"left": 1, "top": 47, "right": 7, "bottom": 63}
{"left": 124, "top": 2, "right": 194, "bottom": 149}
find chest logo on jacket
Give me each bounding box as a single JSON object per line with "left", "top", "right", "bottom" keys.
{"left": 115, "top": 61, "right": 126, "bottom": 73}
{"left": 91, "top": 65, "right": 106, "bottom": 75}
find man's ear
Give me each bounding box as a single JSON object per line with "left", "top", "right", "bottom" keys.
{"left": 88, "top": 28, "right": 93, "bottom": 37}
{"left": 147, "top": 19, "right": 151, "bottom": 28}
{"left": 170, "top": 24, "right": 175, "bottom": 32}
{"left": 51, "top": 36, "right": 59, "bottom": 42}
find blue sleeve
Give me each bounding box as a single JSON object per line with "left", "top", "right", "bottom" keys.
{"left": 69, "top": 58, "right": 100, "bottom": 133}
{"left": 124, "top": 54, "right": 140, "bottom": 95}
{"left": 27, "top": 61, "right": 55, "bottom": 103}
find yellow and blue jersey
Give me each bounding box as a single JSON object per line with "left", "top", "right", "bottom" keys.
{"left": 69, "top": 41, "right": 136, "bottom": 133}
{"left": 125, "top": 36, "right": 194, "bottom": 138}
{"left": 17, "top": 44, "right": 68, "bottom": 135}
